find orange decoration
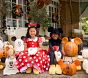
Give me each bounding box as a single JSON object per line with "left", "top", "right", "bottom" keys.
{"left": 62, "top": 63, "right": 77, "bottom": 75}
{"left": 64, "top": 42, "right": 78, "bottom": 57}
{"left": 0, "top": 49, "right": 3, "bottom": 58}
{"left": 58, "top": 59, "right": 66, "bottom": 70}
{"left": 74, "top": 37, "right": 82, "bottom": 45}
{"left": 58, "top": 59, "right": 77, "bottom": 75}
{"left": 73, "top": 60, "right": 81, "bottom": 66}
{"left": 62, "top": 37, "right": 68, "bottom": 45}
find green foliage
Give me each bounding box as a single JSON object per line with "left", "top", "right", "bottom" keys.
{"left": 81, "top": 17, "right": 88, "bottom": 32}
{"left": 27, "top": 1, "right": 51, "bottom": 28}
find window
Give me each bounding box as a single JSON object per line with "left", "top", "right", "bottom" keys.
{"left": 47, "top": 0, "right": 60, "bottom": 28}
{"left": 6, "top": 0, "right": 27, "bottom": 28}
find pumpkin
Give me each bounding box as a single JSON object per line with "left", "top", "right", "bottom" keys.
{"left": 58, "top": 59, "right": 77, "bottom": 75}
{"left": 83, "top": 59, "right": 88, "bottom": 73}
{"left": 64, "top": 42, "right": 78, "bottom": 57}
{"left": 0, "top": 46, "right": 9, "bottom": 59}
{"left": 58, "top": 59, "right": 66, "bottom": 70}
{"left": 73, "top": 60, "right": 81, "bottom": 66}
{"left": 62, "top": 37, "right": 68, "bottom": 45}
{"left": 82, "top": 49, "right": 88, "bottom": 59}
{"left": 0, "top": 49, "right": 3, "bottom": 58}
{"left": 62, "top": 63, "right": 77, "bottom": 75}
{"left": 74, "top": 37, "right": 82, "bottom": 45}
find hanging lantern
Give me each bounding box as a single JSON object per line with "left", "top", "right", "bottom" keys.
{"left": 12, "top": 5, "right": 23, "bottom": 17}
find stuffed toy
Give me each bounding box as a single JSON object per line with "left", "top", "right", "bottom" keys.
{"left": 47, "top": 27, "right": 63, "bottom": 74}
{"left": 3, "top": 44, "right": 19, "bottom": 75}
{"left": 58, "top": 59, "right": 81, "bottom": 75}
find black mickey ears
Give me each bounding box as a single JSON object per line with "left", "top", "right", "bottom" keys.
{"left": 58, "top": 28, "right": 63, "bottom": 34}
{"left": 48, "top": 27, "right": 54, "bottom": 32}
{"left": 11, "top": 36, "right": 17, "bottom": 41}
{"left": 48, "top": 27, "right": 63, "bottom": 34}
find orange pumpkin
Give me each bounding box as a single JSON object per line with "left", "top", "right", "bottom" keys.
{"left": 58, "top": 59, "right": 66, "bottom": 70}
{"left": 0, "top": 49, "right": 3, "bottom": 58}
{"left": 64, "top": 42, "right": 78, "bottom": 57}
{"left": 58, "top": 59, "right": 77, "bottom": 75}
{"left": 62, "top": 37, "right": 68, "bottom": 45}
{"left": 73, "top": 60, "right": 81, "bottom": 66}
{"left": 62, "top": 63, "right": 77, "bottom": 75}
{"left": 74, "top": 37, "right": 82, "bottom": 45}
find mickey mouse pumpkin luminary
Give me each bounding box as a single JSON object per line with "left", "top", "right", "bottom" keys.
{"left": 58, "top": 59, "right": 81, "bottom": 75}
{"left": 62, "top": 37, "right": 82, "bottom": 57}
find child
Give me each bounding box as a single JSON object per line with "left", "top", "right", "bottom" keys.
{"left": 15, "top": 22, "right": 50, "bottom": 74}
{"left": 48, "top": 27, "right": 63, "bottom": 74}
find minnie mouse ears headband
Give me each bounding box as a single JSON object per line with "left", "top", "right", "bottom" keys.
{"left": 28, "top": 23, "right": 40, "bottom": 28}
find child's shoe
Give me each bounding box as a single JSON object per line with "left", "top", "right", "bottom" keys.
{"left": 49, "top": 65, "right": 55, "bottom": 74}
{"left": 33, "top": 68, "right": 39, "bottom": 75}
{"left": 55, "top": 64, "right": 62, "bottom": 74}
{"left": 26, "top": 67, "right": 32, "bottom": 74}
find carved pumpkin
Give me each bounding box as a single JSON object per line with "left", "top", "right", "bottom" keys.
{"left": 0, "top": 44, "right": 13, "bottom": 59}
{"left": 74, "top": 37, "right": 82, "bottom": 45}
{"left": 62, "top": 37, "right": 68, "bottom": 47}
{"left": 58, "top": 59, "right": 77, "bottom": 75}
{"left": 58, "top": 59, "right": 66, "bottom": 70}
{"left": 62, "top": 63, "right": 76, "bottom": 75}
{"left": 64, "top": 42, "right": 78, "bottom": 57}
{"left": 62, "top": 37, "right": 82, "bottom": 57}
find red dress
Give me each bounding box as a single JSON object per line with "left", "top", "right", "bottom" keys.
{"left": 15, "top": 37, "right": 50, "bottom": 73}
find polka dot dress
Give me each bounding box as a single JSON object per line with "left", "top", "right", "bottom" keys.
{"left": 15, "top": 37, "right": 50, "bottom": 73}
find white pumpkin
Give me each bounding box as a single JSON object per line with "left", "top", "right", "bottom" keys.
{"left": 83, "top": 59, "right": 88, "bottom": 73}
{"left": 82, "top": 49, "right": 88, "bottom": 59}
{"left": 14, "top": 39, "right": 24, "bottom": 52}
